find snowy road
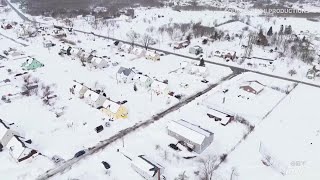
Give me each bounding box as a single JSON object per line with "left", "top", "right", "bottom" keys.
{"left": 36, "top": 72, "right": 238, "bottom": 179}
{"left": 4, "top": 0, "right": 320, "bottom": 89}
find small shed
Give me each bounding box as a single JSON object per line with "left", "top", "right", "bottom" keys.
{"left": 83, "top": 89, "right": 106, "bottom": 108}
{"left": 70, "top": 81, "right": 88, "bottom": 98}
{"left": 167, "top": 119, "right": 214, "bottom": 154}
{"left": 100, "top": 99, "right": 128, "bottom": 119}
{"left": 131, "top": 47, "right": 146, "bottom": 57}
{"left": 131, "top": 155, "right": 165, "bottom": 180}
{"left": 119, "top": 44, "right": 133, "bottom": 53}
{"left": 43, "top": 40, "right": 55, "bottom": 48}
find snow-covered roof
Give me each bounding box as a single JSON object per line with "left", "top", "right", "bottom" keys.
{"left": 131, "top": 155, "right": 163, "bottom": 177}
{"left": 72, "top": 81, "right": 87, "bottom": 94}
{"left": 133, "top": 74, "right": 151, "bottom": 83}
{"left": 117, "top": 67, "right": 134, "bottom": 76}
{"left": 207, "top": 109, "right": 230, "bottom": 125}
{"left": 151, "top": 81, "right": 168, "bottom": 92}
{"left": 102, "top": 99, "right": 121, "bottom": 113}
{"left": 84, "top": 90, "right": 101, "bottom": 102}
{"left": 6, "top": 136, "right": 25, "bottom": 160}
{"left": 167, "top": 119, "right": 213, "bottom": 145}
{"left": 0, "top": 120, "right": 9, "bottom": 139}
{"left": 120, "top": 44, "right": 132, "bottom": 50}
{"left": 241, "top": 81, "right": 264, "bottom": 92}
{"left": 92, "top": 57, "right": 105, "bottom": 64}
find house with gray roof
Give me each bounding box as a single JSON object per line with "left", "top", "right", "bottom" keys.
{"left": 116, "top": 67, "right": 135, "bottom": 83}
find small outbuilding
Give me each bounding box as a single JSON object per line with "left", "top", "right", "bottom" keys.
{"left": 189, "top": 45, "right": 203, "bottom": 55}
{"left": 207, "top": 109, "right": 234, "bottom": 126}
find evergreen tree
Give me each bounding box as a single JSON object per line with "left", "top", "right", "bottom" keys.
{"left": 279, "top": 25, "right": 284, "bottom": 35}
{"left": 133, "top": 84, "right": 137, "bottom": 91}
{"left": 199, "top": 58, "right": 205, "bottom": 67}
{"left": 267, "top": 26, "right": 273, "bottom": 36}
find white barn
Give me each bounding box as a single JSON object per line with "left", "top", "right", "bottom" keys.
{"left": 131, "top": 155, "right": 165, "bottom": 180}
{"left": 167, "top": 119, "right": 214, "bottom": 154}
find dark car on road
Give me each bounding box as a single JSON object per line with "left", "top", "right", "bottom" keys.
{"left": 74, "top": 150, "right": 86, "bottom": 158}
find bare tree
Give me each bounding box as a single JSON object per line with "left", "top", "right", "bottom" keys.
{"left": 288, "top": 69, "right": 297, "bottom": 76}
{"left": 141, "top": 34, "right": 153, "bottom": 50}
{"left": 126, "top": 30, "right": 140, "bottom": 47}
{"left": 198, "top": 156, "right": 217, "bottom": 180}
{"left": 175, "top": 171, "right": 189, "bottom": 180}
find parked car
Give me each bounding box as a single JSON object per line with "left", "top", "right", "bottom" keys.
{"left": 74, "top": 150, "right": 86, "bottom": 158}
{"left": 201, "top": 79, "right": 209, "bottom": 83}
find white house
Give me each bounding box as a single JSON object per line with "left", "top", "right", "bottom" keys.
{"left": 43, "top": 40, "right": 55, "bottom": 48}
{"left": 133, "top": 74, "right": 153, "bottom": 89}
{"left": 167, "top": 119, "right": 214, "bottom": 154}
{"left": 189, "top": 65, "right": 209, "bottom": 77}
{"left": 0, "top": 120, "right": 20, "bottom": 147}
{"left": 70, "top": 81, "right": 89, "bottom": 98}
{"left": 6, "top": 136, "right": 37, "bottom": 162}
{"left": 118, "top": 44, "right": 133, "bottom": 53}
{"left": 83, "top": 89, "right": 106, "bottom": 108}
{"left": 91, "top": 57, "right": 108, "bottom": 69}
{"left": 151, "top": 80, "right": 169, "bottom": 95}
{"left": 131, "top": 155, "right": 165, "bottom": 180}
{"left": 131, "top": 47, "right": 146, "bottom": 57}
{"left": 145, "top": 51, "right": 160, "bottom": 61}
{"left": 117, "top": 67, "right": 135, "bottom": 83}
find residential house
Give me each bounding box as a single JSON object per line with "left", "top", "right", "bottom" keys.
{"left": 189, "top": 45, "right": 203, "bottom": 55}
{"left": 118, "top": 44, "right": 133, "bottom": 53}
{"left": 99, "top": 99, "right": 128, "bottom": 119}
{"left": 1, "top": 23, "right": 13, "bottom": 30}
{"left": 43, "top": 40, "right": 55, "bottom": 48}
{"left": 145, "top": 51, "right": 160, "bottom": 61}
{"left": 0, "top": 120, "right": 19, "bottom": 147}
{"left": 21, "top": 58, "right": 44, "bottom": 71}
{"left": 6, "top": 135, "right": 37, "bottom": 163}
{"left": 151, "top": 80, "right": 169, "bottom": 95}
{"left": 81, "top": 52, "right": 94, "bottom": 63}
{"left": 131, "top": 47, "right": 146, "bottom": 57}
{"left": 189, "top": 65, "right": 209, "bottom": 77}
{"left": 52, "top": 28, "right": 66, "bottom": 37}
{"left": 83, "top": 89, "right": 106, "bottom": 108}
{"left": 173, "top": 40, "right": 190, "bottom": 49}
{"left": 206, "top": 109, "right": 234, "bottom": 126}
{"left": 131, "top": 155, "right": 165, "bottom": 180}
{"left": 70, "top": 48, "right": 84, "bottom": 58}
{"left": 214, "top": 50, "right": 237, "bottom": 61}
{"left": 239, "top": 80, "right": 265, "bottom": 95}
{"left": 117, "top": 67, "right": 135, "bottom": 83}
{"left": 91, "top": 57, "right": 108, "bottom": 69}
{"left": 167, "top": 119, "right": 214, "bottom": 154}
{"left": 70, "top": 81, "right": 89, "bottom": 98}
{"left": 133, "top": 74, "right": 153, "bottom": 89}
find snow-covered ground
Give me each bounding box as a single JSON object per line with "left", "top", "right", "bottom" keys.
{"left": 1, "top": 1, "right": 320, "bottom": 180}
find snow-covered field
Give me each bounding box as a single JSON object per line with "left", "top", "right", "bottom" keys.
{"left": 1, "top": 1, "right": 320, "bottom": 180}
